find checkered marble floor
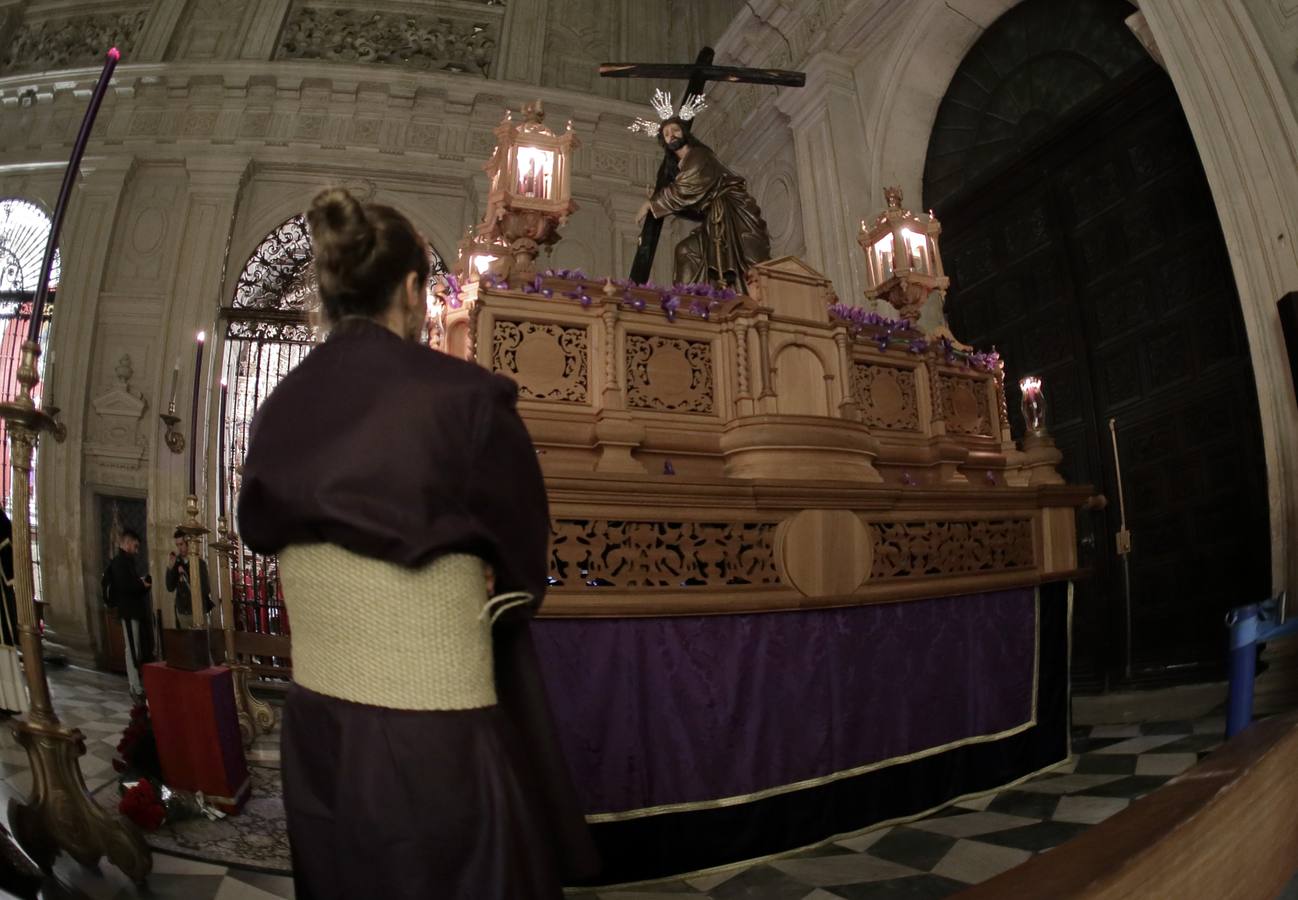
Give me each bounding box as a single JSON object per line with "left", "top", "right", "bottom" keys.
{"left": 0, "top": 666, "right": 1233, "bottom": 899}
{"left": 591, "top": 720, "right": 1227, "bottom": 900}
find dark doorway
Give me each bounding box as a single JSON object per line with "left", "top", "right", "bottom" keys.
{"left": 924, "top": 0, "right": 1271, "bottom": 691}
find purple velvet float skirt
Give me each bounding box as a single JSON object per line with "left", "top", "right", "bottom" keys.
{"left": 281, "top": 683, "right": 564, "bottom": 900}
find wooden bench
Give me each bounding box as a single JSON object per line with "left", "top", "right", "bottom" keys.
{"left": 957, "top": 713, "right": 1298, "bottom": 899}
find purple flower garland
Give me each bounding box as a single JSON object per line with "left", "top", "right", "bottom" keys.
{"left": 469, "top": 269, "right": 738, "bottom": 324}
{"left": 827, "top": 303, "right": 1000, "bottom": 373}
{"left": 444, "top": 274, "right": 998, "bottom": 373}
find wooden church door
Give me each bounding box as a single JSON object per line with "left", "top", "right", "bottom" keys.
{"left": 923, "top": 0, "right": 1270, "bottom": 690}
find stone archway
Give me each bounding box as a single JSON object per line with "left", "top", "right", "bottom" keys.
{"left": 920, "top": 0, "right": 1150, "bottom": 208}
{"left": 860, "top": 0, "right": 1298, "bottom": 602}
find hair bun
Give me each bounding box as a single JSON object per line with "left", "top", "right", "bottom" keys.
{"left": 307, "top": 187, "right": 377, "bottom": 299}
{"left": 302, "top": 188, "right": 430, "bottom": 324}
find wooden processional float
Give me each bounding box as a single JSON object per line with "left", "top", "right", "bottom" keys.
{"left": 433, "top": 247, "right": 1089, "bottom": 620}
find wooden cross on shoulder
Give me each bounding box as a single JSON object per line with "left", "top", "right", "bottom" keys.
{"left": 600, "top": 47, "right": 805, "bottom": 283}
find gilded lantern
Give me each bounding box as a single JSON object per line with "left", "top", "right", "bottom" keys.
{"left": 858, "top": 187, "right": 949, "bottom": 323}
{"left": 481, "top": 100, "right": 579, "bottom": 275}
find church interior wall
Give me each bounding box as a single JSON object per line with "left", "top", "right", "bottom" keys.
{"left": 0, "top": 0, "right": 1294, "bottom": 661}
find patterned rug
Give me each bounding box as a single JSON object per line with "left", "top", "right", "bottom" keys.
{"left": 93, "top": 765, "right": 292, "bottom": 875}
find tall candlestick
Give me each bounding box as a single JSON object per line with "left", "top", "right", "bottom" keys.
{"left": 26, "top": 48, "right": 120, "bottom": 344}
{"left": 218, "top": 377, "right": 228, "bottom": 518}
{"left": 168, "top": 356, "right": 180, "bottom": 413}
{"left": 188, "top": 331, "right": 205, "bottom": 495}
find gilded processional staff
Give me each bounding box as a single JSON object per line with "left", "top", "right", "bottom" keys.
{"left": 632, "top": 91, "right": 771, "bottom": 291}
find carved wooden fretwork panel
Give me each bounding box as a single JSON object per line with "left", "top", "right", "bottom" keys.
{"left": 938, "top": 373, "right": 993, "bottom": 436}
{"left": 549, "top": 520, "right": 780, "bottom": 589}
{"left": 492, "top": 320, "right": 588, "bottom": 403}
{"left": 625, "top": 334, "right": 714, "bottom": 415}
{"left": 852, "top": 363, "right": 920, "bottom": 432}
{"left": 276, "top": 5, "right": 499, "bottom": 75}
{"left": 1, "top": 9, "right": 147, "bottom": 73}
{"left": 870, "top": 520, "right": 1035, "bottom": 580}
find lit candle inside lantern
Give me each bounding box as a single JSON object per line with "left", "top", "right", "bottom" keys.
{"left": 26, "top": 48, "right": 120, "bottom": 344}
{"left": 188, "top": 331, "right": 205, "bottom": 496}
{"left": 218, "top": 377, "right": 227, "bottom": 518}
{"left": 1019, "top": 375, "right": 1047, "bottom": 436}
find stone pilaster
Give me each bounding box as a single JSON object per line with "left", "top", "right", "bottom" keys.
{"left": 775, "top": 51, "right": 871, "bottom": 308}
{"left": 37, "top": 156, "right": 136, "bottom": 659}
{"left": 496, "top": 0, "right": 550, "bottom": 84}
{"left": 146, "top": 155, "right": 252, "bottom": 626}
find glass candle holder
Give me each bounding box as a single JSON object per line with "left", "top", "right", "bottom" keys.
{"left": 1019, "top": 375, "right": 1047, "bottom": 435}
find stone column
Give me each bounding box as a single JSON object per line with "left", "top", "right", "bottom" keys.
{"left": 132, "top": 0, "right": 189, "bottom": 62}
{"left": 147, "top": 155, "right": 252, "bottom": 626}
{"left": 775, "top": 51, "right": 872, "bottom": 307}
{"left": 37, "top": 157, "right": 135, "bottom": 661}
{"left": 1141, "top": 0, "right": 1298, "bottom": 598}
{"left": 496, "top": 0, "right": 550, "bottom": 84}
{"left": 602, "top": 191, "right": 644, "bottom": 282}
{"left": 237, "top": 0, "right": 292, "bottom": 60}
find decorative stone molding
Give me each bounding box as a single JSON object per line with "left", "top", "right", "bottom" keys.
{"left": 86, "top": 354, "right": 148, "bottom": 471}
{"left": 1, "top": 9, "right": 147, "bottom": 73}
{"left": 276, "top": 5, "right": 500, "bottom": 75}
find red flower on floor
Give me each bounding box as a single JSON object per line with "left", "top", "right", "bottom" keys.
{"left": 118, "top": 779, "right": 166, "bottom": 831}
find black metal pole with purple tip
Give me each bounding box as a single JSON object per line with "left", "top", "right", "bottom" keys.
{"left": 0, "top": 47, "right": 152, "bottom": 883}
{"left": 26, "top": 47, "right": 119, "bottom": 343}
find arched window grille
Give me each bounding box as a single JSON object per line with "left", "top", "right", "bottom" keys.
{"left": 221, "top": 213, "right": 447, "bottom": 681}
{"left": 0, "top": 198, "right": 58, "bottom": 606}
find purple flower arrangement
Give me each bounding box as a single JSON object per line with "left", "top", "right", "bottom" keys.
{"left": 440, "top": 273, "right": 464, "bottom": 309}
{"left": 827, "top": 303, "right": 914, "bottom": 334}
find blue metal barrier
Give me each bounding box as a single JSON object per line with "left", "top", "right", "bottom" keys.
{"left": 1225, "top": 593, "right": 1294, "bottom": 738}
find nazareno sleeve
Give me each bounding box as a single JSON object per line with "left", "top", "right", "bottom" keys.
{"left": 466, "top": 375, "right": 550, "bottom": 611}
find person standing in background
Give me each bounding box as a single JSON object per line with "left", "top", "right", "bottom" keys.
{"left": 103, "top": 529, "right": 153, "bottom": 698}
{"left": 166, "top": 527, "right": 212, "bottom": 629}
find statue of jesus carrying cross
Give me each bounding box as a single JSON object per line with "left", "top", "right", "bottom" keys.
{"left": 600, "top": 48, "right": 805, "bottom": 292}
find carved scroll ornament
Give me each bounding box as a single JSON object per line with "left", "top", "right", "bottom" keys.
{"left": 625, "top": 334, "right": 715, "bottom": 414}
{"left": 492, "top": 319, "right": 588, "bottom": 403}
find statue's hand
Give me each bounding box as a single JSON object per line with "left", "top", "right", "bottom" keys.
{"left": 635, "top": 200, "right": 653, "bottom": 226}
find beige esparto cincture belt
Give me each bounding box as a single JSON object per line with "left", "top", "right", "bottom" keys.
{"left": 278, "top": 545, "right": 528, "bottom": 711}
